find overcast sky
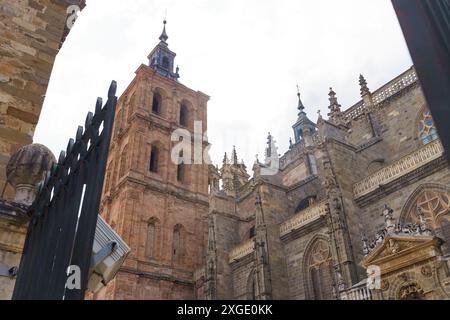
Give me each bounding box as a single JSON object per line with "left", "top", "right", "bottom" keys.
{"left": 34, "top": 0, "right": 412, "bottom": 170}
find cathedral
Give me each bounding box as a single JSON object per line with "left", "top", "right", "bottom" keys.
{"left": 92, "top": 22, "right": 450, "bottom": 300}
{"left": 0, "top": 0, "right": 449, "bottom": 300}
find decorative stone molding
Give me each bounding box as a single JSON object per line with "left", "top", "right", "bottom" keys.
{"left": 229, "top": 239, "right": 255, "bottom": 263}
{"left": 354, "top": 140, "right": 444, "bottom": 199}
{"left": 280, "top": 201, "right": 329, "bottom": 236}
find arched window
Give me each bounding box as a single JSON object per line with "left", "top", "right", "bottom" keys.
{"left": 418, "top": 109, "right": 439, "bottom": 145}
{"left": 305, "top": 238, "right": 334, "bottom": 300}
{"left": 180, "top": 104, "right": 188, "bottom": 127}
{"left": 104, "top": 166, "right": 112, "bottom": 193}
{"left": 111, "top": 159, "right": 118, "bottom": 187}
{"left": 119, "top": 145, "right": 128, "bottom": 178}
{"left": 177, "top": 150, "right": 185, "bottom": 183}
{"left": 172, "top": 224, "right": 184, "bottom": 263}
{"left": 249, "top": 226, "right": 256, "bottom": 239}
{"left": 246, "top": 270, "right": 257, "bottom": 300}
{"left": 146, "top": 218, "right": 159, "bottom": 259}
{"left": 149, "top": 145, "right": 159, "bottom": 173}
{"left": 295, "top": 196, "right": 317, "bottom": 213}
{"left": 404, "top": 189, "right": 450, "bottom": 253}
{"left": 162, "top": 56, "right": 170, "bottom": 69}
{"left": 152, "top": 93, "right": 162, "bottom": 114}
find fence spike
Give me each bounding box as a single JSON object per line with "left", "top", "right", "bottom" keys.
{"left": 85, "top": 112, "right": 94, "bottom": 129}
{"left": 66, "top": 138, "right": 75, "bottom": 155}
{"left": 76, "top": 126, "right": 83, "bottom": 142}
{"left": 58, "top": 151, "right": 66, "bottom": 164}
{"left": 108, "top": 80, "right": 117, "bottom": 99}
{"left": 95, "top": 97, "right": 103, "bottom": 115}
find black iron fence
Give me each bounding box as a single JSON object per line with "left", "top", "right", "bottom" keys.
{"left": 12, "top": 81, "right": 117, "bottom": 300}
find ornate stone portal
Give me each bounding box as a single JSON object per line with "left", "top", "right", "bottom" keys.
{"left": 361, "top": 234, "right": 450, "bottom": 300}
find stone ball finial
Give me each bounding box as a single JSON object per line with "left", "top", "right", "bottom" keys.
{"left": 6, "top": 144, "right": 56, "bottom": 205}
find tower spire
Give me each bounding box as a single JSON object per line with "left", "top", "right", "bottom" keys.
{"left": 148, "top": 18, "right": 179, "bottom": 80}
{"left": 159, "top": 19, "right": 168, "bottom": 43}
{"left": 297, "top": 84, "right": 305, "bottom": 114}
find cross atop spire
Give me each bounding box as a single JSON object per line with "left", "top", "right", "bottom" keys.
{"left": 159, "top": 19, "right": 168, "bottom": 43}
{"left": 297, "top": 84, "right": 305, "bottom": 114}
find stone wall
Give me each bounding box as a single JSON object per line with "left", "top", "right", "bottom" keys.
{"left": 0, "top": 0, "right": 85, "bottom": 197}
{"left": 0, "top": 201, "right": 28, "bottom": 300}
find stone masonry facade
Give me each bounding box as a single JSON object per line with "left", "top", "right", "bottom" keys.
{"left": 197, "top": 67, "right": 450, "bottom": 300}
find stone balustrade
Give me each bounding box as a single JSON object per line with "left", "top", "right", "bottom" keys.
{"left": 344, "top": 68, "right": 418, "bottom": 120}
{"left": 345, "top": 101, "right": 366, "bottom": 120}
{"left": 280, "top": 201, "right": 329, "bottom": 236}
{"left": 229, "top": 239, "right": 255, "bottom": 263}
{"left": 372, "top": 69, "right": 418, "bottom": 105}
{"left": 353, "top": 140, "right": 444, "bottom": 199}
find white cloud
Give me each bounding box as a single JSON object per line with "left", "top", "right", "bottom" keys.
{"left": 34, "top": 0, "right": 412, "bottom": 170}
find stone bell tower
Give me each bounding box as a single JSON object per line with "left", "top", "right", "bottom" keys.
{"left": 96, "top": 20, "right": 210, "bottom": 300}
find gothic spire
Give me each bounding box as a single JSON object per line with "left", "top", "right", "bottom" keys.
{"left": 266, "top": 133, "right": 273, "bottom": 159}
{"left": 223, "top": 152, "right": 229, "bottom": 165}
{"left": 231, "top": 146, "right": 238, "bottom": 165}
{"left": 328, "top": 87, "right": 341, "bottom": 113}
{"left": 327, "top": 87, "right": 347, "bottom": 127}
{"left": 359, "top": 74, "right": 370, "bottom": 97}
{"left": 159, "top": 19, "right": 168, "bottom": 43}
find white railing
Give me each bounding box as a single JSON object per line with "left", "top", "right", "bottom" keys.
{"left": 353, "top": 139, "right": 444, "bottom": 198}
{"left": 280, "top": 201, "right": 329, "bottom": 236}
{"left": 229, "top": 239, "right": 255, "bottom": 263}
{"left": 343, "top": 286, "right": 373, "bottom": 300}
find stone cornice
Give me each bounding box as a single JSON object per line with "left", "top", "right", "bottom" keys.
{"left": 229, "top": 239, "right": 255, "bottom": 264}
{"left": 287, "top": 175, "right": 318, "bottom": 192}
{"left": 119, "top": 267, "right": 194, "bottom": 286}
{"left": 0, "top": 200, "right": 29, "bottom": 225}
{"left": 135, "top": 64, "right": 210, "bottom": 101}
{"left": 107, "top": 174, "right": 209, "bottom": 206}
{"left": 210, "top": 210, "right": 254, "bottom": 223}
